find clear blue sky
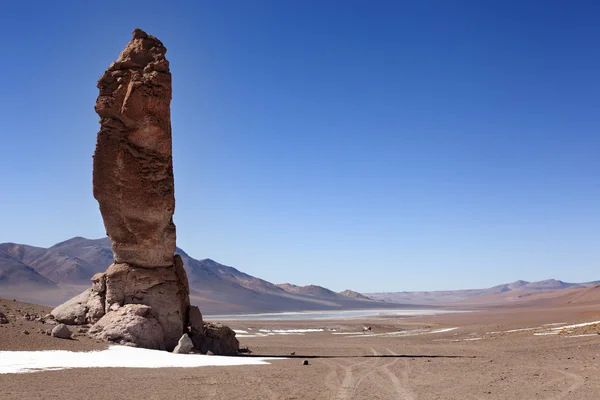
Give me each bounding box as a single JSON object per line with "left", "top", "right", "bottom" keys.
{"left": 1, "top": 1, "right": 599, "bottom": 292}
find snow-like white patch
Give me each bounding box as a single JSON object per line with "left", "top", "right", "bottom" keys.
{"left": 236, "top": 328, "right": 324, "bottom": 339}
{"left": 543, "top": 322, "right": 567, "bottom": 326}
{"left": 346, "top": 327, "right": 458, "bottom": 338}
{"left": 486, "top": 327, "right": 542, "bottom": 335}
{"left": 463, "top": 337, "right": 483, "bottom": 341}
{"left": 233, "top": 330, "right": 248, "bottom": 334}
{"left": 549, "top": 320, "right": 600, "bottom": 331}
{"left": 332, "top": 332, "right": 366, "bottom": 335}
{"left": 568, "top": 334, "right": 599, "bottom": 338}
{"left": 0, "top": 346, "right": 280, "bottom": 374}
{"left": 533, "top": 332, "right": 559, "bottom": 336}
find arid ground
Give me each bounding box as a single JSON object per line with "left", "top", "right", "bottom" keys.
{"left": 1, "top": 298, "right": 600, "bottom": 399}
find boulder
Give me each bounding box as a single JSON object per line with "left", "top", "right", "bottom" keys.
{"left": 51, "top": 324, "right": 72, "bottom": 339}
{"left": 173, "top": 333, "right": 194, "bottom": 354}
{"left": 51, "top": 288, "right": 106, "bottom": 325}
{"left": 51, "top": 289, "right": 91, "bottom": 324}
{"left": 0, "top": 311, "right": 8, "bottom": 324}
{"left": 88, "top": 304, "right": 165, "bottom": 350}
{"left": 191, "top": 323, "right": 239, "bottom": 356}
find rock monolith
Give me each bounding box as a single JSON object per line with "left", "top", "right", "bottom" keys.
{"left": 52, "top": 29, "right": 238, "bottom": 355}
{"left": 52, "top": 29, "right": 189, "bottom": 351}
{"left": 92, "top": 28, "right": 189, "bottom": 351}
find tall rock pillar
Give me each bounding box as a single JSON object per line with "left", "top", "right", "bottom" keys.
{"left": 91, "top": 28, "right": 189, "bottom": 351}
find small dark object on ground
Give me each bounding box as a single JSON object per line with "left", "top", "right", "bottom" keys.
{"left": 291, "top": 351, "right": 296, "bottom": 355}
{"left": 238, "top": 347, "right": 252, "bottom": 354}
{"left": 303, "top": 360, "right": 309, "bottom": 365}
{"left": 22, "top": 330, "right": 29, "bottom": 335}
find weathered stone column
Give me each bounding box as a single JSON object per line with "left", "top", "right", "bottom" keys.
{"left": 90, "top": 28, "right": 189, "bottom": 351}
{"left": 52, "top": 29, "right": 238, "bottom": 355}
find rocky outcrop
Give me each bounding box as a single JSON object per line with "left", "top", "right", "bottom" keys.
{"left": 0, "top": 311, "right": 8, "bottom": 324}
{"left": 88, "top": 304, "right": 165, "bottom": 349}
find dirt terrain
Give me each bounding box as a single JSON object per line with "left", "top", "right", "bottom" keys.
{"left": 2, "top": 298, "right": 600, "bottom": 399}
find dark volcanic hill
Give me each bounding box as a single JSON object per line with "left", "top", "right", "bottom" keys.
{"left": 0, "top": 237, "right": 387, "bottom": 314}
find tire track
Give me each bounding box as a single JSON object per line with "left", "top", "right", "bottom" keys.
{"left": 542, "top": 368, "right": 585, "bottom": 400}
{"left": 320, "top": 348, "right": 381, "bottom": 400}
{"left": 321, "top": 348, "right": 416, "bottom": 400}
{"left": 381, "top": 348, "right": 415, "bottom": 400}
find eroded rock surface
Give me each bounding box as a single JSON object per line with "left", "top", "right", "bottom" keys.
{"left": 88, "top": 304, "right": 165, "bottom": 350}
{"left": 102, "top": 255, "right": 189, "bottom": 350}
{"left": 93, "top": 28, "right": 176, "bottom": 268}
{"left": 51, "top": 287, "right": 105, "bottom": 325}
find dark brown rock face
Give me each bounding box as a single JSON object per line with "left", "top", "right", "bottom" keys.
{"left": 94, "top": 28, "right": 175, "bottom": 267}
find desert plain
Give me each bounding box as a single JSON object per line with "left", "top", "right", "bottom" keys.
{"left": 2, "top": 293, "right": 600, "bottom": 400}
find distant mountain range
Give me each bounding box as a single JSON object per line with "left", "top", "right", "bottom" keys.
{"left": 0, "top": 237, "right": 385, "bottom": 314}
{"left": 3, "top": 237, "right": 597, "bottom": 313}
{"left": 366, "top": 279, "right": 600, "bottom": 305}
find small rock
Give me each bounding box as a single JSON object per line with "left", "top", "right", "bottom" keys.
{"left": 206, "top": 350, "right": 214, "bottom": 355}
{"left": 22, "top": 330, "right": 29, "bottom": 335}
{"left": 303, "top": 360, "right": 309, "bottom": 365}
{"left": 173, "top": 333, "right": 194, "bottom": 354}
{"left": 0, "top": 311, "right": 8, "bottom": 324}
{"left": 51, "top": 324, "right": 72, "bottom": 339}
{"left": 45, "top": 330, "right": 51, "bottom": 336}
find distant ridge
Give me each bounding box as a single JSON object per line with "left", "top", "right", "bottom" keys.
{"left": 339, "top": 290, "right": 373, "bottom": 301}
{"left": 367, "top": 279, "right": 599, "bottom": 305}
{"left": 0, "top": 237, "right": 391, "bottom": 314}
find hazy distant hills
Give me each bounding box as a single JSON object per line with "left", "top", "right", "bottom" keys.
{"left": 367, "top": 279, "right": 600, "bottom": 305}
{"left": 0, "top": 237, "right": 387, "bottom": 314}
{"left": 4, "top": 236, "right": 596, "bottom": 312}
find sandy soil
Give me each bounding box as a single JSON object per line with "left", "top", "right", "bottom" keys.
{"left": 2, "top": 298, "right": 600, "bottom": 399}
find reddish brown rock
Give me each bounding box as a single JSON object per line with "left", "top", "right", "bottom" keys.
{"left": 93, "top": 28, "right": 176, "bottom": 267}
{"left": 51, "top": 29, "right": 191, "bottom": 352}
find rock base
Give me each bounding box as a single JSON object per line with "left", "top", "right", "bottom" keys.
{"left": 51, "top": 255, "right": 190, "bottom": 351}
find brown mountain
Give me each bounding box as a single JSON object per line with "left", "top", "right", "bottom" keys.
{"left": 0, "top": 237, "right": 390, "bottom": 315}
{"left": 339, "top": 290, "right": 373, "bottom": 301}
